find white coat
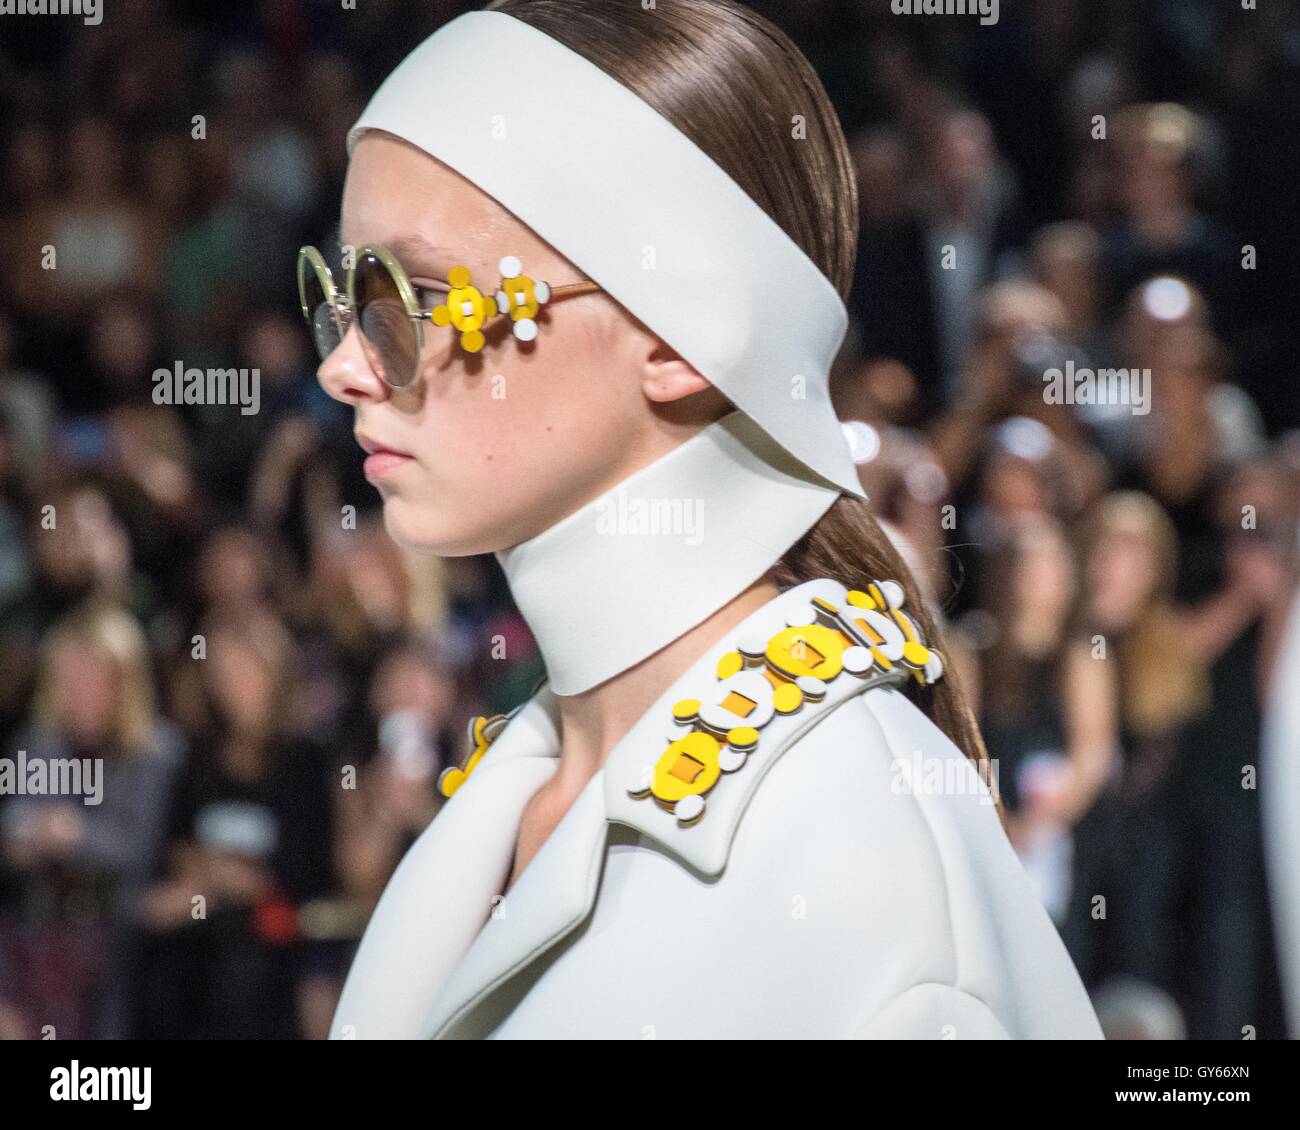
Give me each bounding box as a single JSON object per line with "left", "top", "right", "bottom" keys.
{"left": 1263, "top": 589, "right": 1300, "bottom": 1037}
{"left": 330, "top": 579, "right": 1104, "bottom": 1039}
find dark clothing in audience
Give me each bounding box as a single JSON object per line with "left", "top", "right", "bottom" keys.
{"left": 134, "top": 736, "right": 335, "bottom": 1040}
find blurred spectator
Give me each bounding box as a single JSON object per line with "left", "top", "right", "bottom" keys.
{"left": 1029, "top": 221, "right": 1108, "bottom": 364}
{"left": 1172, "top": 460, "right": 1296, "bottom": 1038}
{"left": 137, "top": 614, "right": 335, "bottom": 1040}
{"left": 1117, "top": 303, "right": 1266, "bottom": 600}
{"left": 972, "top": 518, "right": 1116, "bottom": 962}
{"left": 0, "top": 484, "right": 161, "bottom": 743}
{"left": 851, "top": 108, "right": 1024, "bottom": 415}
{"left": 334, "top": 643, "right": 459, "bottom": 918}
{"left": 0, "top": 602, "right": 184, "bottom": 1039}
{"left": 1070, "top": 492, "right": 1209, "bottom": 995}
{"left": 1103, "top": 104, "right": 1239, "bottom": 333}
{"left": 1092, "top": 977, "right": 1188, "bottom": 1041}
{"left": 11, "top": 115, "right": 162, "bottom": 346}
{"left": 0, "top": 305, "right": 54, "bottom": 491}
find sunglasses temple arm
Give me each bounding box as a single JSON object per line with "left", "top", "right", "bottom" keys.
{"left": 404, "top": 281, "right": 598, "bottom": 323}
{"left": 548, "top": 281, "right": 602, "bottom": 301}
{"left": 447, "top": 281, "right": 600, "bottom": 303}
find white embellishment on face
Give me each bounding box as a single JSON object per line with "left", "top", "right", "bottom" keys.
{"left": 925, "top": 652, "right": 944, "bottom": 682}
{"left": 495, "top": 290, "right": 509, "bottom": 314}
{"left": 460, "top": 300, "right": 475, "bottom": 316}
{"left": 499, "top": 256, "right": 522, "bottom": 278}
{"left": 534, "top": 281, "right": 551, "bottom": 304}
{"left": 514, "top": 318, "right": 538, "bottom": 342}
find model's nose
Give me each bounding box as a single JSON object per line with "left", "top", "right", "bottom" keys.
{"left": 317, "top": 325, "right": 389, "bottom": 405}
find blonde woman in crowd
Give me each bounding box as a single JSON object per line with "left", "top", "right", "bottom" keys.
{"left": 0, "top": 602, "right": 184, "bottom": 1038}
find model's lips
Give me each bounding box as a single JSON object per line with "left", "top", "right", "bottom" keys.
{"left": 364, "top": 451, "right": 414, "bottom": 481}
{"left": 356, "top": 433, "right": 415, "bottom": 482}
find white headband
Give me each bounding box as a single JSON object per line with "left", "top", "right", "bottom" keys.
{"left": 346, "top": 9, "right": 863, "bottom": 498}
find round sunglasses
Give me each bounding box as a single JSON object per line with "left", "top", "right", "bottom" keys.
{"left": 296, "top": 244, "right": 602, "bottom": 390}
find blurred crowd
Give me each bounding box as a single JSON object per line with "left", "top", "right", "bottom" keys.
{"left": 0, "top": 0, "right": 1296, "bottom": 1040}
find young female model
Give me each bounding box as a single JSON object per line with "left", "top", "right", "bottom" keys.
{"left": 304, "top": 0, "right": 1103, "bottom": 1039}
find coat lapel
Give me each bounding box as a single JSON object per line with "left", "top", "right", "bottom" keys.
{"left": 329, "top": 689, "right": 561, "bottom": 1040}
{"left": 421, "top": 742, "right": 610, "bottom": 1038}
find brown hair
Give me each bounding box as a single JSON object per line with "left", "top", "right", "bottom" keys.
{"left": 1076, "top": 491, "right": 1208, "bottom": 737}
{"left": 978, "top": 518, "right": 1077, "bottom": 726}
{"left": 489, "top": 0, "right": 991, "bottom": 780}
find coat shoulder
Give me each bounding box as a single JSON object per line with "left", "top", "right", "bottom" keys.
{"left": 733, "top": 686, "right": 1103, "bottom": 1039}
{"left": 734, "top": 686, "right": 961, "bottom": 933}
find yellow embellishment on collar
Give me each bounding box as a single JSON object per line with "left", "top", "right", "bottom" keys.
{"left": 438, "top": 713, "right": 509, "bottom": 798}
{"left": 629, "top": 578, "right": 945, "bottom": 825}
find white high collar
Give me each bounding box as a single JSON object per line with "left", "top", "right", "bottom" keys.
{"left": 495, "top": 413, "right": 847, "bottom": 696}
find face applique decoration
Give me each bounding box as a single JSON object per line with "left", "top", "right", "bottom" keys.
{"left": 432, "top": 266, "right": 496, "bottom": 354}
{"left": 431, "top": 257, "right": 567, "bottom": 353}
{"left": 494, "top": 256, "right": 550, "bottom": 344}
{"left": 628, "top": 579, "right": 945, "bottom": 825}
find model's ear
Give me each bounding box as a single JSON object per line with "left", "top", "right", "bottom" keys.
{"left": 640, "top": 340, "right": 713, "bottom": 403}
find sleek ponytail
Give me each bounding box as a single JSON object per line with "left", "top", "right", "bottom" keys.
{"left": 771, "top": 497, "right": 992, "bottom": 784}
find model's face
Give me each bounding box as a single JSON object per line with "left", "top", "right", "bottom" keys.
{"left": 320, "top": 133, "right": 704, "bottom": 556}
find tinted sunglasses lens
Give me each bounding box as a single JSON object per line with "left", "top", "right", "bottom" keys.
{"left": 310, "top": 301, "right": 343, "bottom": 360}
{"left": 298, "top": 253, "right": 341, "bottom": 361}
{"left": 356, "top": 252, "right": 419, "bottom": 389}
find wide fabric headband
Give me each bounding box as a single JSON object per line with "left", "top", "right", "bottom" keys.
{"left": 346, "top": 9, "right": 864, "bottom": 498}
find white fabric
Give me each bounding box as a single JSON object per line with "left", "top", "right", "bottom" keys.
{"left": 1262, "top": 588, "right": 1300, "bottom": 1038}
{"left": 346, "top": 9, "right": 862, "bottom": 497}
{"left": 329, "top": 580, "right": 1102, "bottom": 1039}
{"left": 496, "top": 411, "right": 840, "bottom": 694}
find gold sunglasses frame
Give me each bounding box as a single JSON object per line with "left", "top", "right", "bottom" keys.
{"left": 296, "top": 243, "right": 602, "bottom": 390}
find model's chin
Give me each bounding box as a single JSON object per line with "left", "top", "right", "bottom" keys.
{"left": 377, "top": 493, "right": 505, "bottom": 558}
